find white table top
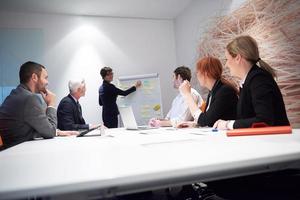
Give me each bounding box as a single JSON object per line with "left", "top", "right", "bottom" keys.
{"left": 1, "top": 128, "right": 300, "bottom": 199}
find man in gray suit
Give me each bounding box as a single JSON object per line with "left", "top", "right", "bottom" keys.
{"left": 0, "top": 61, "right": 76, "bottom": 150}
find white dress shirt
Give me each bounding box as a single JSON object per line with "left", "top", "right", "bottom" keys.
{"left": 166, "top": 88, "right": 203, "bottom": 127}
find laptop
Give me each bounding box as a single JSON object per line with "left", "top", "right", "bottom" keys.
{"left": 118, "top": 106, "right": 156, "bottom": 130}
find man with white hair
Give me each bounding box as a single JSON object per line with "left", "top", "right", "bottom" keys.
{"left": 57, "top": 79, "right": 100, "bottom": 131}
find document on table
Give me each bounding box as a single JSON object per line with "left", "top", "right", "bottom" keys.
{"left": 134, "top": 127, "right": 218, "bottom": 147}
{"left": 139, "top": 127, "right": 215, "bottom": 135}
{"left": 179, "top": 127, "right": 217, "bottom": 135}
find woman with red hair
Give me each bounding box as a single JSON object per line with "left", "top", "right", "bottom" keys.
{"left": 178, "top": 56, "right": 238, "bottom": 127}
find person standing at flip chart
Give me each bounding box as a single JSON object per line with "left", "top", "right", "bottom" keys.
{"left": 98, "top": 67, "right": 142, "bottom": 128}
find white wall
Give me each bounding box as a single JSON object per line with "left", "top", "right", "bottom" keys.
{"left": 0, "top": 0, "right": 248, "bottom": 125}
{"left": 0, "top": 11, "right": 177, "bottom": 124}
{"left": 174, "top": 0, "right": 246, "bottom": 88}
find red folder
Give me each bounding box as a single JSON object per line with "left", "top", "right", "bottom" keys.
{"left": 226, "top": 126, "right": 292, "bottom": 137}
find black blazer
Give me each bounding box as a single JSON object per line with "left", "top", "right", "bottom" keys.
{"left": 57, "top": 94, "right": 89, "bottom": 130}
{"left": 198, "top": 80, "right": 238, "bottom": 127}
{"left": 234, "top": 65, "right": 289, "bottom": 128}
{"left": 98, "top": 80, "right": 136, "bottom": 116}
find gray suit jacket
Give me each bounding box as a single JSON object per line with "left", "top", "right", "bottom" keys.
{"left": 0, "top": 84, "right": 57, "bottom": 150}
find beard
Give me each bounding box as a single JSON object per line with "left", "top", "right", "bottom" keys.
{"left": 173, "top": 79, "right": 182, "bottom": 89}
{"left": 36, "top": 80, "right": 47, "bottom": 93}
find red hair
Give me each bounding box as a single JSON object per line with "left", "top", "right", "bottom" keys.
{"left": 197, "top": 56, "right": 238, "bottom": 94}
{"left": 197, "top": 56, "right": 222, "bottom": 80}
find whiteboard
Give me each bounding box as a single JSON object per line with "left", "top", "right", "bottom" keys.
{"left": 117, "top": 73, "right": 163, "bottom": 125}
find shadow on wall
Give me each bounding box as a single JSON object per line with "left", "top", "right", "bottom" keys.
{"left": 197, "top": 0, "right": 300, "bottom": 127}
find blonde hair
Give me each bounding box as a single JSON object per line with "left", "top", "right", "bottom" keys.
{"left": 226, "top": 35, "right": 276, "bottom": 78}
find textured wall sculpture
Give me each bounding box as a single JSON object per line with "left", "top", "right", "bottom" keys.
{"left": 197, "top": 0, "right": 300, "bottom": 127}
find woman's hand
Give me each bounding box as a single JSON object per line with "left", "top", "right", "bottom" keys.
{"left": 135, "top": 80, "right": 142, "bottom": 88}
{"left": 213, "top": 120, "right": 229, "bottom": 130}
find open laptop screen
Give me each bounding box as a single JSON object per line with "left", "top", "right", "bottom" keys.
{"left": 118, "top": 106, "right": 139, "bottom": 130}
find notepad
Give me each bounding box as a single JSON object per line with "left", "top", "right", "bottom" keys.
{"left": 226, "top": 126, "right": 292, "bottom": 137}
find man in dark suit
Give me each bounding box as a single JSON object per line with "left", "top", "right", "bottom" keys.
{"left": 99, "top": 67, "right": 141, "bottom": 128}
{"left": 0, "top": 61, "right": 76, "bottom": 150}
{"left": 57, "top": 79, "right": 101, "bottom": 131}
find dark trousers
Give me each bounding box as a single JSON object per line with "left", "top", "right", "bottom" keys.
{"left": 103, "top": 113, "right": 118, "bottom": 128}
{"left": 207, "top": 169, "right": 300, "bottom": 200}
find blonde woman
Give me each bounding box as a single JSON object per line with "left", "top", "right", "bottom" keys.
{"left": 214, "top": 35, "right": 289, "bottom": 129}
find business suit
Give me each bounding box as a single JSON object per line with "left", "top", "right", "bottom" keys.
{"left": 99, "top": 80, "right": 136, "bottom": 128}
{"left": 0, "top": 84, "right": 57, "bottom": 150}
{"left": 208, "top": 68, "right": 293, "bottom": 198}
{"left": 233, "top": 65, "right": 289, "bottom": 128}
{"left": 198, "top": 80, "right": 238, "bottom": 127}
{"left": 57, "top": 94, "right": 89, "bottom": 130}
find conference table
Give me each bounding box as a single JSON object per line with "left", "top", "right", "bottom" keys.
{"left": 0, "top": 127, "right": 300, "bottom": 199}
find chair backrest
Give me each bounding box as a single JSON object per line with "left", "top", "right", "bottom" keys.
{"left": 0, "top": 134, "right": 3, "bottom": 147}
{"left": 200, "top": 101, "right": 206, "bottom": 112}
